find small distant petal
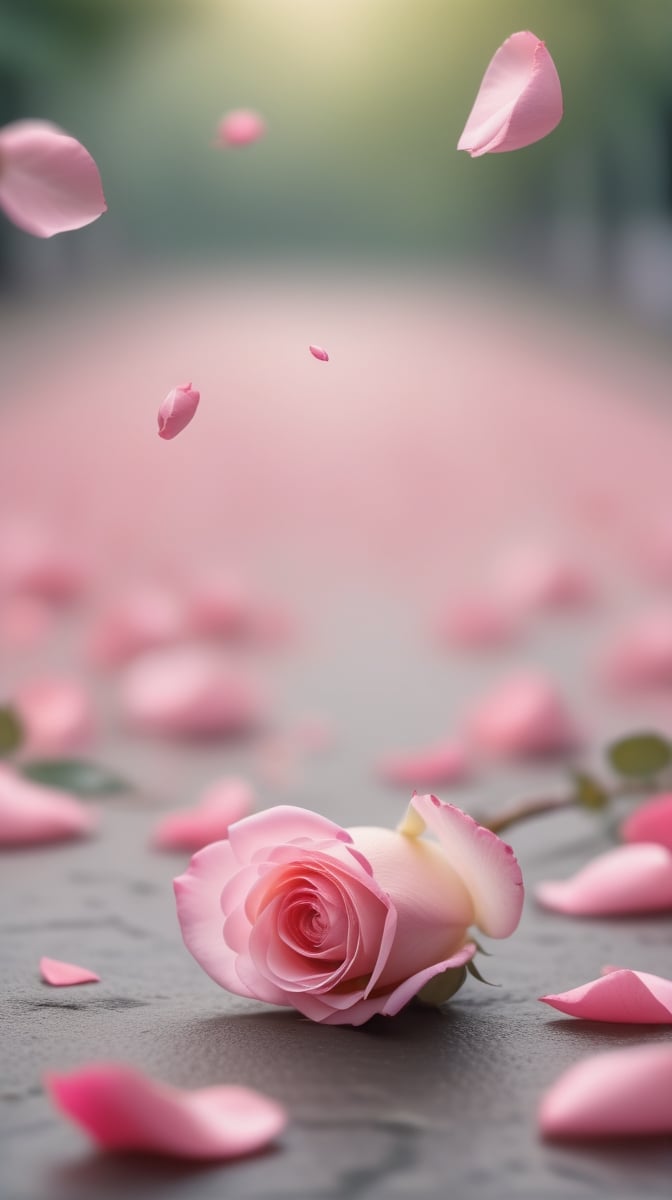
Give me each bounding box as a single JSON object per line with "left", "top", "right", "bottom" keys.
{"left": 493, "top": 545, "right": 595, "bottom": 613}
{"left": 469, "top": 673, "right": 578, "bottom": 758}
{"left": 437, "top": 597, "right": 516, "bottom": 649}
{"left": 541, "top": 967, "right": 672, "bottom": 1023}
{"left": 539, "top": 1044, "right": 672, "bottom": 1139}
{"left": 120, "top": 646, "right": 265, "bottom": 739}
{"left": 45, "top": 1062, "right": 286, "bottom": 1158}
{"left": 88, "top": 585, "right": 189, "bottom": 668}
{"left": 309, "top": 345, "right": 329, "bottom": 362}
{"left": 622, "top": 793, "right": 672, "bottom": 852}
{"left": 216, "top": 110, "right": 266, "bottom": 148}
{"left": 600, "top": 609, "right": 672, "bottom": 689}
{"left": 378, "top": 740, "right": 468, "bottom": 787}
{"left": 152, "top": 777, "right": 255, "bottom": 852}
{"left": 0, "top": 764, "right": 96, "bottom": 847}
{"left": 458, "top": 31, "right": 563, "bottom": 157}
{"left": 0, "top": 120, "right": 106, "bottom": 237}
{"left": 0, "top": 520, "right": 86, "bottom": 604}
{"left": 40, "top": 957, "right": 100, "bottom": 987}
{"left": 536, "top": 843, "right": 672, "bottom": 916}
{"left": 16, "top": 678, "right": 94, "bottom": 755}
{"left": 157, "top": 383, "right": 200, "bottom": 441}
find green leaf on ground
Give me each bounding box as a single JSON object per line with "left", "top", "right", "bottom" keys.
{"left": 607, "top": 732, "right": 672, "bottom": 779}
{"left": 20, "top": 758, "right": 132, "bottom": 796}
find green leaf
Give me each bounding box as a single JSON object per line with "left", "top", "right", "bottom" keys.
{"left": 572, "top": 770, "right": 609, "bottom": 811}
{"left": 20, "top": 758, "right": 132, "bottom": 797}
{"left": 416, "top": 966, "right": 468, "bottom": 1007}
{"left": 607, "top": 732, "right": 672, "bottom": 779}
{"left": 466, "top": 959, "right": 499, "bottom": 988}
{"left": 0, "top": 706, "right": 25, "bottom": 757}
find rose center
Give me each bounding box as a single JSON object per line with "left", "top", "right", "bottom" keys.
{"left": 284, "top": 895, "right": 329, "bottom": 951}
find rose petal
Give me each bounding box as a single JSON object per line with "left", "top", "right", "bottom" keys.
{"left": 493, "top": 544, "right": 595, "bottom": 613}
{"left": 0, "top": 519, "right": 86, "bottom": 604}
{"left": 541, "top": 968, "right": 672, "bottom": 1023}
{"left": 0, "top": 764, "right": 96, "bottom": 847}
{"left": 153, "top": 778, "right": 255, "bottom": 852}
{"left": 16, "top": 678, "right": 94, "bottom": 755}
{"left": 45, "top": 1062, "right": 286, "bottom": 1158}
{"left": 468, "top": 672, "right": 579, "bottom": 758}
{"left": 410, "top": 794, "right": 524, "bottom": 937}
{"left": 227, "top": 804, "right": 353, "bottom": 865}
{"left": 377, "top": 740, "right": 468, "bottom": 787}
{"left": 40, "top": 957, "right": 100, "bottom": 987}
{"left": 600, "top": 608, "right": 672, "bottom": 689}
{"left": 622, "top": 793, "right": 672, "bottom": 852}
{"left": 0, "top": 120, "right": 106, "bottom": 237}
{"left": 458, "top": 31, "right": 563, "bottom": 157}
{"left": 157, "top": 383, "right": 200, "bottom": 441}
{"left": 536, "top": 843, "right": 672, "bottom": 915}
{"left": 539, "top": 1044, "right": 672, "bottom": 1139}
{"left": 120, "top": 646, "right": 264, "bottom": 739}
{"left": 216, "top": 110, "right": 266, "bottom": 148}
{"left": 309, "top": 345, "right": 329, "bottom": 362}
{"left": 88, "top": 585, "right": 189, "bottom": 668}
{"left": 186, "top": 572, "right": 252, "bottom": 639}
{"left": 437, "top": 597, "right": 516, "bottom": 649}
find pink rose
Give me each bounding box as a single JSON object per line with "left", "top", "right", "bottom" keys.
{"left": 174, "top": 795, "right": 523, "bottom": 1026}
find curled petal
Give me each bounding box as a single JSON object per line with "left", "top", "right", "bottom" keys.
{"left": 539, "top": 1044, "right": 672, "bottom": 1139}
{"left": 120, "top": 647, "right": 265, "bottom": 739}
{"left": 410, "top": 794, "right": 524, "bottom": 937}
{"left": 216, "top": 110, "right": 266, "bottom": 148}
{"left": 0, "top": 764, "right": 96, "bottom": 847}
{"left": 309, "top": 345, "right": 329, "bottom": 362}
{"left": 622, "top": 793, "right": 672, "bottom": 852}
{"left": 0, "top": 120, "right": 106, "bottom": 237}
{"left": 541, "top": 967, "right": 672, "bottom": 1023}
{"left": 16, "top": 677, "right": 94, "bottom": 755}
{"left": 40, "top": 957, "right": 100, "bottom": 986}
{"left": 152, "top": 778, "right": 255, "bottom": 852}
{"left": 157, "top": 383, "right": 200, "bottom": 441}
{"left": 45, "top": 1062, "right": 286, "bottom": 1158}
{"left": 468, "top": 672, "right": 579, "bottom": 758}
{"left": 377, "top": 740, "right": 468, "bottom": 787}
{"left": 536, "top": 843, "right": 672, "bottom": 915}
{"left": 227, "top": 804, "right": 353, "bottom": 865}
{"left": 458, "top": 31, "right": 563, "bottom": 157}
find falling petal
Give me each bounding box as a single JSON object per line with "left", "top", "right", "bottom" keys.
{"left": 536, "top": 843, "right": 672, "bottom": 916}
{"left": 40, "top": 957, "right": 100, "bottom": 987}
{"left": 309, "top": 345, "right": 329, "bottom": 362}
{"left": 378, "top": 740, "right": 468, "bottom": 787}
{"left": 541, "top": 967, "right": 672, "bottom": 1023}
{"left": 622, "top": 793, "right": 672, "bottom": 852}
{"left": 0, "top": 764, "right": 96, "bottom": 847}
{"left": 539, "top": 1044, "right": 672, "bottom": 1139}
{"left": 458, "top": 31, "right": 563, "bottom": 157}
{"left": 16, "top": 678, "right": 94, "bottom": 755}
{"left": 120, "top": 646, "right": 265, "bottom": 739}
{"left": 45, "top": 1062, "right": 286, "bottom": 1158}
{"left": 216, "top": 110, "right": 266, "bottom": 148}
{"left": 152, "top": 778, "right": 255, "bottom": 852}
{"left": 469, "top": 672, "right": 579, "bottom": 758}
{"left": 0, "top": 120, "right": 106, "bottom": 237}
{"left": 157, "top": 383, "right": 200, "bottom": 441}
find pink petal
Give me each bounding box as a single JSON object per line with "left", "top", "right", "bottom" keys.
{"left": 0, "top": 764, "right": 96, "bottom": 847}
{"left": 309, "top": 345, "right": 329, "bottom": 362}
{"left": 0, "top": 519, "right": 86, "bottom": 604}
{"left": 226, "top": 804, "right": 353, "bottom": 865}
{"left": 458, "top": 31, "right": 563, "bottom": 157}
{"left": 601, "top": 609, "right": 672, "bottom": 689}
{"left": 437, "top": 597, "right": 516, "bottom": 649}
{"left": 16, "top": 677, "right": 94, "bottom": 755}
{"left": 539, "top": 1044, "right": 672, "bottom": 1139}
{"left": 157, "top": 383, "right": 200, "bottom": 441}
{"left": 88, "top": 584, "right": 189, "bottom": 668}
{"left": 536, "top": 843, "right": 672, "bottom": 915}
{"left": 378, "top": 740, "right": 468, "bottom": 787}
{"left": 186, "top": 572, "right": 252, "bottom": 639}
{"left": 152, "top": 778, "right": 255, "bottom": 852}
{"left": 45, "top": 1062, "right": 286, "bottom": 1158}
{"left": 40, "top": 957, "right": 100, "bottom": 986}
{"left": 541, "top": 967, "right": 672, "bottom": 1023}
{"left": 622, "top": 793, "right": 672, "bottom": 852}
{"left": 120, "top": 647, "right": 265, "bottom": 739}
{"left": 0, "top": 120, "right": 106, "bottom": 237}
{"left": 493, "top": 544, "right": 595, "bottom": 613}
{"left": 468, "top": 672, "right": 579, "bottom": 758}
{"left": 410, "top": 793, "right": 524, "bottom": 937}
{"left": 216, "top": 110, "right": 266, "bottom": 148}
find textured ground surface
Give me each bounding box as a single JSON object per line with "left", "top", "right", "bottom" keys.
{"left": 2, "top": 271, "right": 672, "bottom": 1199}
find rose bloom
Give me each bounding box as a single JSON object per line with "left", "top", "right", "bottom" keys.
{"left": 174, "top": 795, "right": 523, "bottom": 1026}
